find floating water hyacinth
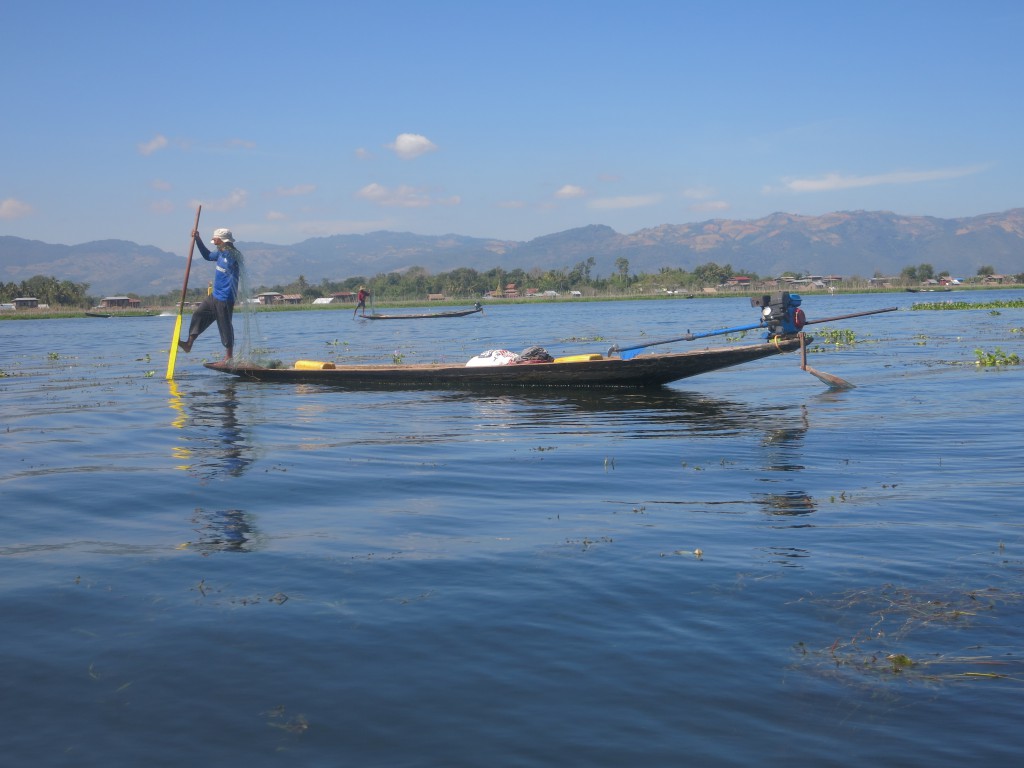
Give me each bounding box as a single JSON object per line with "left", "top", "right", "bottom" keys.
{"left": 974, "top": 347, "right": 1020, "bottom": 366}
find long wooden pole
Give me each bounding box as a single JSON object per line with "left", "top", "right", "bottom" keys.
{"left": 802, "top": 306, "right": 898, "bottom": 325}
{"left": 165, "top": 205, "right": 202, "bottom": 379}
{"left": 610, "top": 306, "right": 898, "bottom": 359}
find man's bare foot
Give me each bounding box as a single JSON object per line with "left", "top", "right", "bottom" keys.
{"left": 178, "top": 338, "right": 193, "bottom": 353}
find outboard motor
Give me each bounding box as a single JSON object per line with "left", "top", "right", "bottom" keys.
{"left": 750, "top": 292, "right": 806, "bottom": 336}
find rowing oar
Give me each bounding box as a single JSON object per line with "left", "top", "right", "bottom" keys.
{"left": 797, "top": 307, "right": 897, "bottom": 389}
{"left": 799, "top": 332, "right": 854, "bottom": 389}
{"left": 165, "top": 205, "right": 202, "bottom": 380}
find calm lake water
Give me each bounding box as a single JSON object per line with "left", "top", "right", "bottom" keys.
{"left": 2, "top": 292, "right": 1023, "bottom": 767}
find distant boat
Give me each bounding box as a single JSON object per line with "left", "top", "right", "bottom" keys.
{"left": 85, "top": 309, "right": 158, "bottom": 318}
{"left": 362, "top": 303, "right": 484, "bottom": 320}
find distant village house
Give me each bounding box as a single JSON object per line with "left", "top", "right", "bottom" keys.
{"left": 99, "top": 296, "right": 141, "bottom": 309}
{"left": 723, "top": 275, "right": 751, "bottom": 289}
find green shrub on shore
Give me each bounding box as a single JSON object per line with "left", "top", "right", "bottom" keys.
{"left": 913, "top": 299, "right": 1024, "bottom": 311}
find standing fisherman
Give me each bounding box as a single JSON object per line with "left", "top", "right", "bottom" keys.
{"left": 354, "top": 285, "right": 370, "bottom": 317}
{"left": 178, "top": 228, "right": 241, "bottom": 362}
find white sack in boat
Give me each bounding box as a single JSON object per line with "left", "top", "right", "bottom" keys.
{"left": 465, "top": 349, "right": 520, "bottom": 367}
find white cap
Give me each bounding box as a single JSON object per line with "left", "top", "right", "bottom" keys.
{"left": 211, "top": 228, "right": 234, "bottom": 245}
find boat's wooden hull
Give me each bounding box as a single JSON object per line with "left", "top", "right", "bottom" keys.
{"left": 204, "top": 337, "right": 805, "bottom": 389}
{"left": 85, "top": 310, "right": 158, "bottom": 318}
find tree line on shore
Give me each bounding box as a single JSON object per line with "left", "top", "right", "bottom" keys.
{"left": 3, "top": 259, "right": 1021, "bottom": 309}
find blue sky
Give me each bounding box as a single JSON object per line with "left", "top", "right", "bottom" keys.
{"left": 2, "top": 0, "right": 1021, "bottom": 253}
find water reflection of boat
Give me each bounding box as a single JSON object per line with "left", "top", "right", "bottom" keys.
{"left": 760, "top": 406, "right": 809, "bottom": 472}
{"left": 443, "top": 386, "right": 742, "bottom": 411}
{"left": 758, "top": 545, "right": 811, "bottom": 568}
{"left": 756, "top": 491, "right": 816, "bottom": 519}
{"left": 204, "top": 337, "right": 805, "bottom": 390}
{"left": 186, "top": 508, "right": 261, "bottom": 553}
{"left": 442, "top": 387, "right": 776, "bottom": 432}
{"left": 755, "top": 407, "right": 815, "bottom": 522}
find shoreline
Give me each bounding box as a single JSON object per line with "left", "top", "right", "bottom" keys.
{"left": 1, "top": 284, "right": 1019, "bottom": 320}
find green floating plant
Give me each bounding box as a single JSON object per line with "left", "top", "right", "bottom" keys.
{"left": 815, "top": 327, "right": 857, "bottom": 346}
{"left": 974, "top": 348, "right": 1020, "bottom": 367}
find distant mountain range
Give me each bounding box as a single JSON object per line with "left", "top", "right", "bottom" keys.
{"left": 3, "top": 209, "right": 1023, "bottom": 297}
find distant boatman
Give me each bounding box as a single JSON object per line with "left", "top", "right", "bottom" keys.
{"left": 178, "top": 228, "right": 241, "bottom": 363}
{"left": 354, "top": 285, "right": 370, "bottom": 317}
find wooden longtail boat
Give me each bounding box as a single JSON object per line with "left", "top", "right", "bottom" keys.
{"left": 363, "top": 304, "right": 484, "bottom": 320}
{"left": 86, "top": 310, "right": 159, "bottom": 318}
{"left": 202, "top": 293, "right": 896, "bottom": 391}
{"left": 203, "top": 336, "right": 805, "bottom": 389}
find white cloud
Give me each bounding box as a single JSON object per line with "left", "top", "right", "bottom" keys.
{"left": 690, "top": 200, "right": 729, "bottom": 213}
{"left": 276, "top": 184, "right": 316, "bottom": 197}
{"left": 194, "top": 188, "right": 248, "bottom": 212}
{"left": 588, "top": 194, "right": 662, "bottom": 210}
{"left": 266, "top": 210, "right": 287, "bottom": 221}
{"left": 0, "top": 197, "right": 33, "bottom": 219}
{"left": 150, "top": 179, "right": 172, "bottom": 191}
{"left": 355, "top": 147, "right": 372, "bottom": 159}
{"left": 149, "top": 200, "right": 174, "bottom": 214}
{"left": 777, "top": 165, "right": 987, "bottom": 193}
{"left": 357, "top": 183, "right": 458, "bottom": 208}
{"left": 358, "top": 182, "right": 402, "bottom": 204}
{"left": 682, "top": 186, "right": 715, "bottom": 200}
{"left": 387, "top": 133, "right": 438, "bottom": 160}
{"left": 681, "top": 187, "right": 728, "bottom": 213}
{"left": 138, "top": 134, "right": 168, "bottom": 156}
{"left": 555, "top": 184, "right": 585, "bottom": 199}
